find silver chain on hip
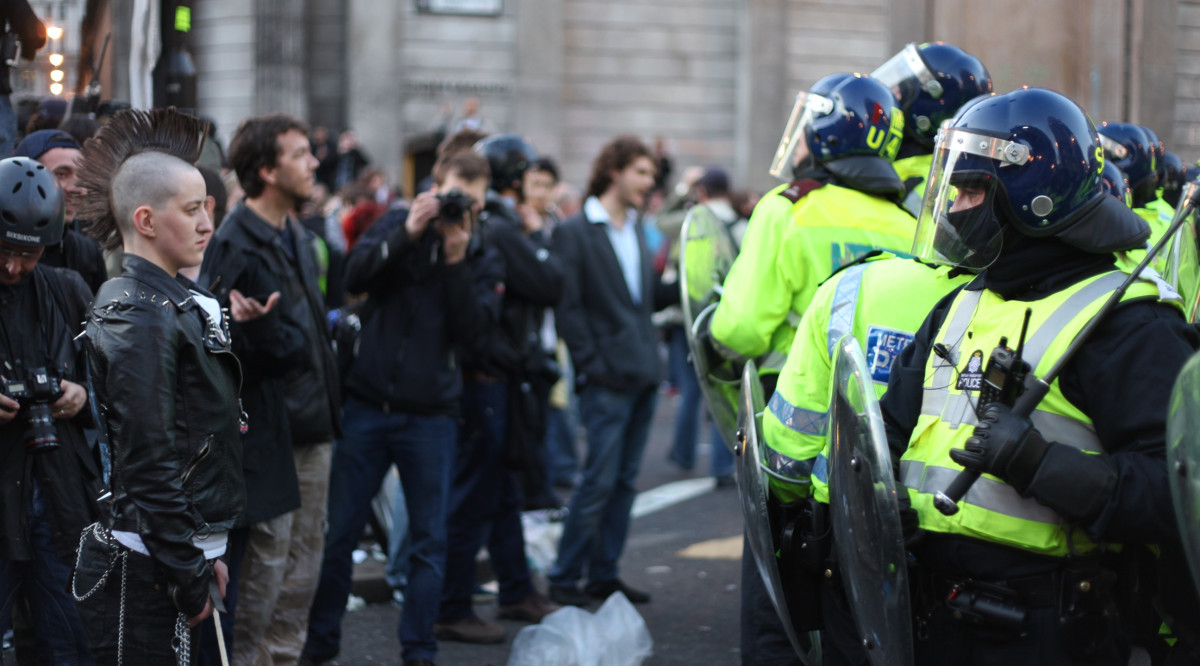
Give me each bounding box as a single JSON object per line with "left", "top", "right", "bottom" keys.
{"left": 172, "top": 611, "right": 190, "bottom": 666}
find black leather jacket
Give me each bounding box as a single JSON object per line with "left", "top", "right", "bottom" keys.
{"left": 85, "top": 255, "right": 245, "bottom": 616}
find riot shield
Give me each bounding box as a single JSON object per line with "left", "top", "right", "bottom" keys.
{"left": 680, "top": 204, "right": 740, "bottom": 445}
{"left": 735, "top": 360, "right": 813, "bottom": 664}
{"left": 1164, "top": 180, "right": 1200, "bottom": 322}
{"left": 1168, "top": 350, "right": 1200, "bottom": 600}
{"left": 828, "top": 335, "right": 914, "bottom": 666}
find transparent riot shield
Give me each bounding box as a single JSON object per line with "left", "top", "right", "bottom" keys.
{"left": 1168, "top": 350, "right": 1200, "bottom": 600}
{"left": 828, "top": 335, "right": 914, "bottom": 666}
{"left": 1164, "top": 181, "right": 1200, "bottom": 322}
{"left": 680, "top": 204, "right": 740, "bottom": 445}
{"left": 735, "top": 360, "right": 813, "bottom": 664}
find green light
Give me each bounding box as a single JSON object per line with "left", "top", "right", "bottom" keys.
{"left": 175, "top": 6, "right": 191, "bottom": 32}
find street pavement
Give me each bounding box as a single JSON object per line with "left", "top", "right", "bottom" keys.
{"left": 329, "top": 386, "right": 747, "bottom": 665}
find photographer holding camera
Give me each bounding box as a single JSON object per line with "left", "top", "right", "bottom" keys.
{"left": 0, "top": 156, "right": 100, "bottom": 663}
{"left": 303, "top": 149, "right": 503, "bottom": 666}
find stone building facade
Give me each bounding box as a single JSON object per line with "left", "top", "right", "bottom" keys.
{"left": 170, "top": 0, "right": 1198, "bottom": 195}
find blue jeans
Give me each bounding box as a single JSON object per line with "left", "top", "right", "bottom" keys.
{"left": 384, "top": 472, "right": 411, "bottom": 592}
{"left": 304, "top": 398, "right": 455, "bottom": 664}
{"left": 549, "top": 384, "right": 657, "bottom": 587}
{"left": 440, "top": 380, "right": 533, "bottom": 622}
{"left": 668, "top": 326, "right": 735, "bottom": 477}
{"left": 0, "top": 479, "right": 93, "bottom": 666}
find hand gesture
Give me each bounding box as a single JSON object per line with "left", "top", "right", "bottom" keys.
{"left": 229, "top": 289, "right": 280, "bottom": 323}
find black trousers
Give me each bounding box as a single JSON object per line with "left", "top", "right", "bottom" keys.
{"left": 740, "top": 537, "right": 805, "bottom": 666}
{"left": 75, "top": 545, "right": 199, "bottom": 666}
{"left": 915, "top": 604, "right": 1126, "bottom": 666}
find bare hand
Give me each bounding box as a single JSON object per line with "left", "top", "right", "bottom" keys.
{"left": 229, "top": 289, "right": 280, "bottom": 323}
{"left": 406, "top": 192, "right": 440, "bottom": 237}
{"left": 214, "top": 559, "right": 229, "bottom": 599}
{"left": 188, "top": 598, "right": 214, "bottom": 628}
{"left": 50, "top": 380, "right": 87, "bottom": 420}
{"left": 518, "top": 204, "right": 544, "bottom": 234}
{"left": 0, "top": 390, "right": 17, "bottom": 426}
{"left": 437, "top": 219, "right": 472, "bottom": 265}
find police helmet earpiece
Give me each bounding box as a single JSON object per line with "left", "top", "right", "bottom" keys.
{"left": 473, "top": 134, "right": 538, "bottom": 195}
{"left": 0, "top": 157, "right": 66, "bottom": 248}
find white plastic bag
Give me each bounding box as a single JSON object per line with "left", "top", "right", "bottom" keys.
{"left": 506, "top": 592, "right": 653, "bottom": 666}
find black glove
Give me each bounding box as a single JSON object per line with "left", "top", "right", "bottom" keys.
{"left": 895, "top": 487, "right": 919, "bottom": 542}
{"left": 949, "top": 402, "right": 1050, "bottom": 495}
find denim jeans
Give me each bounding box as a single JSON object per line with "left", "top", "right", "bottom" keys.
{"left": 384, "top": 472, "right": 411, "bottom": 592}
{"left": 668, "top": 326, "right": 735, "bottom": 478}
{"left": 549, "top": 384, "right": 657, "bottom": 587}
{"left": 0, "top": 479, "right": 93, "bottom": 666}
{"left": 545, "top": 355, "right": 579, "bottom": 486}
{"left": 304, "top": 398, "right": 455, "bottom": 664}
{"left": 440, "top": 380, "right": 532, "bottom": 622}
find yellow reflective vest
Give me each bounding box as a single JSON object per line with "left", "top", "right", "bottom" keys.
{"left": 711, "top": 181, "right": 915, "bottom": 375}
{"left": 900, "top": 269, "right": 1182, "bottom": 557}
{"left": 762, "top": 256, "right": 968, "bottom": 503}
{"left": 892, "top": 153, "right": 933, "bottom": 218}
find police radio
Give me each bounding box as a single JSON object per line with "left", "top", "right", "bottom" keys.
{"left": 975, "top": 309, "right": 1032, "bottom": 413}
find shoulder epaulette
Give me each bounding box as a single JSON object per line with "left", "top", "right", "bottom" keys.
{"left": 777, "top": 179, "right": 826, "bottom": 204}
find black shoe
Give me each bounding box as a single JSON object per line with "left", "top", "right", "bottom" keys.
{"left": 585, "top": 578, "right": 651, "bottom": 604}
{"left": 404, "top": 660, "right": 437, "bottom": 666}
{"left": 549, "top": 584, "right": 592, "bottom": 607}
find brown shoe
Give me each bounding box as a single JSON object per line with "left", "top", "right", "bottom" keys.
{"left": 497, "top": 591, "right": 562, "bottom": 622}
{"left": 433, "top": 615, "right": 506, "bottom": 644}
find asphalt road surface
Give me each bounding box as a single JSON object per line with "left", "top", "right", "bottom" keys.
{"left": 331, "top": 387, "right": 747, "bottom": 666}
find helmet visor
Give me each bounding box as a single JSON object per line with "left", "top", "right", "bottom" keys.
{"left": 911, "top": 128, "right": 1030, "bottom": 269}
{"left": 769, "top": 91, "right": 834, "bottom": 179}
{"left": 871, "top": 43, "right": 943, "bottom": 111}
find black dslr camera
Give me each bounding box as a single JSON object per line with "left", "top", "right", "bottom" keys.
{"left": 436, "top": 189, "right": 475, "bottom": 225}
{"left": 2, "top": 367, "right": 64, "bottom": 454}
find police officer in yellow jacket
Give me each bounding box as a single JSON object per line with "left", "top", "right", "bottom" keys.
{"left": 762, "top": 253, "right": 968, "bottom": 664}
{"left": 709, "top": 73, "right": 915, "bottom": 389}
{"left": 881, "top": 87, "right": 1200, "bottom": 664}
{"left": 871, "top": 42, "right": 993, "bottom": 217}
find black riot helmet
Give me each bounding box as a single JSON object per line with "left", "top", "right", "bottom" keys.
{"left": 913, "top": 88, "right": 1149, "bottom": 270}
{"left": 1161, "top": 150, "right": 1187, "bottom": 208}
{"left": 871, "top": 42, "right": 993, "bottom": 150}
{"left": 473, "top": 134, "right": 538, "bottom": 195}
{"left": 0, "top": 157, "right": 66, "bottom": 247}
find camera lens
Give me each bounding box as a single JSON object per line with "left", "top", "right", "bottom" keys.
{"left": 439, "top": 199, "right": 465, "bottom": 223}
{"left": 23, "top": 403, "right": 60, "bottom": 454}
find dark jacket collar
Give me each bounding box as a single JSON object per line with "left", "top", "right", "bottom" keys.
{"left": 226, "top": 201, "right": 292, "bottom": 246}
{"left": 120, "top": 254, "right": 198, "bottom": 309}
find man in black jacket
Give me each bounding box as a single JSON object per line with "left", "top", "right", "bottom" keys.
{"left": 0, "top": 156, "right": 98, "bottom": 664}
{"left": 75, "top": 108, "right": 244, "bottom": 663}
{"left": 303, "top": 150, "right": 502, "bottom": 666}
{"left": 432, "top": 134, "right": 563, "bottom": 644}
{"left": 547, "top": 135, "right": 678, "bottom": 607}
{"left": 201, "top": 113, "right": 341, "bottom": 665}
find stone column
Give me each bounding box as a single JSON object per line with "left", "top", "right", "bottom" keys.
{"left": 345, "top": 0, "right": 404, "bottom": 185}
{"left": 514, "top": 0, "right": 563, "bottom": 159}
{"left": 735, "top": 0, "right": 789, "bottom": 192}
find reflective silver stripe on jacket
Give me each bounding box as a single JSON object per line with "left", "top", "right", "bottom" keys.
{"left": 920, "top": 272, "right": 1127, "bottom": 446}
{"left": 768, "top": 391, "right": 828, "bottom": 436}
{"left": 762, "top": 444, "right": 816, "bottom": 484}
{"left": 826, "top": 263, "right": 867, "bottom": 358}
{"left": 899, "top": 459, "right": 1063, "bottom": 525}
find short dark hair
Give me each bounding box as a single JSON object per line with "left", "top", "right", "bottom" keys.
{"left": 529, "top": 156, "right": 559, "bottom": 183}
{"left": 587, "top": 135, "right": 653, "bottom": 199}
{"left": 432, "top": 150, "right": 490, "bottom": 187}
{"left": 438, "top": 129, "right": 489, "bottom": 158}
{"left": 228, "top": 113, "right": 310, "bottom": 199}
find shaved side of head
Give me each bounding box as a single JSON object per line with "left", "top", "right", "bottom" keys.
{"left": 111, "top": 151, "right": 200, "bottom": 238}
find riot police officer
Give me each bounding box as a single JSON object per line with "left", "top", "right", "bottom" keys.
{"left": 703, "top": 72, "right": 914, "bottom": 666}
{"left": 881, "top": 87, "right": 1200, "bottom": 664}
{"left": 1098, "top": 121, "right": 1165, "bottom": 243}
{"left": 871, "top": 42, "right": 993, "bottom": 216}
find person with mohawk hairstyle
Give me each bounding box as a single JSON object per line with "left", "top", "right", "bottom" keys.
{"left": 72, "top": 108, "right": 246, "bottom": 664}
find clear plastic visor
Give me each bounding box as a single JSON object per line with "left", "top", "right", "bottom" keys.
{"left": 768, "top": 91, "right": 834, "bottom": 179}
{"left": 911, "top": 128, "right": 1031, "bottom": 270}
{"left": 871, "top": 43, "right": 942, "bottom": 108}
{"left": 1098, "top": 134, "right": 1129, "bottom": 162}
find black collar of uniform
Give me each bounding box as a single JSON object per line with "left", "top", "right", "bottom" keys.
{"left": 970, "top": 231, "right": 1117, "bottom": 301}
{"left": 823, "top": 156, "right": 906, "bottom": 200}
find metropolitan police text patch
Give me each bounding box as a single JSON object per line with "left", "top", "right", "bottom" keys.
{"left": 866, "top": 325, "right": 914, "bottom": 384}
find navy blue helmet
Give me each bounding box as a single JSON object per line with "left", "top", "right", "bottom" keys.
{"left": 872, "top": 42, "right": 993, "bottom": 150}
{"left": 1097, "top": 122, "right": 1157, "bottom": 198}
{"left": 474, "top": 134, "right": 538, "bottom": 194}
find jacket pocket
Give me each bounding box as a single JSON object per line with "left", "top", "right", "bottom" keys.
{"left": 181, "top": 436, "right": 214, "bottom": 486}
